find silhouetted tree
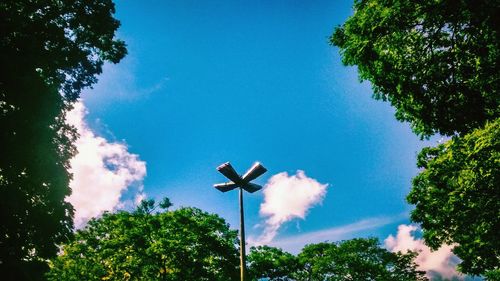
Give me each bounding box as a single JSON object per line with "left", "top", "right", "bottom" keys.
{"left": 0, "top": 0, "right": 126, "bottom": 279}
{"left": 331, "top": 0, "right": 499, "bottom": 138}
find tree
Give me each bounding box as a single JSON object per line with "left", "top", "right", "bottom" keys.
{"left": 0, "top": 0, "right": 126, "bottom": 279}
{"left": 295, "top": 238, "right": 427, "bottom": 281}
{"left": 331, "top": 0, "right": 499, "bottom": 138}
{"left": 407, "top": 119, "right": 500, "bottom": 277}
{"left": 331, "top": 0, "right": 500, "bottom": 277}
{"left": 247, "top": 245, "right": 299, "bottom": 281}
{"left": 46, "top": 199, "right": 240, "bottom": 281}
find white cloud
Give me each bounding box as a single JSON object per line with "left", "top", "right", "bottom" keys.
{"left": 253, "top": 170, "right": 328, "bottom": 244}
{"left": 266, "top": 215, "right": 401, "bottom": 254}
{"left": 385, "top": 224, "right": 463, "bottom": 279}
{"left": 65, "top": 101, "right": 147, "bottom": 228}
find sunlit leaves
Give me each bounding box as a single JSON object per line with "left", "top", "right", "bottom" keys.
{"left": 295, "top": 238, "right": 427, "bottom": 281}
{"left": 47, "top": 199, "right": 239, "bottom": 281}
{"left": 247, "top": 245, "right": 299, "bottom": 281}
{"left": 408, "top": 119, "right": 500, "bottom": 276}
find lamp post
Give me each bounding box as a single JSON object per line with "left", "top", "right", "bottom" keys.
{"left": 214, "top": 162, "right": 267, "bottom": 281}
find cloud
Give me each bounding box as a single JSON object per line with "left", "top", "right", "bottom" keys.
{"left": 82, "top": 59, "right": 169, "bottom": 105}
{"left": 385, "top": 224, "right": 463, "bottom": 279}
{"left": 65, "top": 101, "right": 147, "bottom": 228}
{"left": 253, "top": 170, "right": 328, "bottom": 244}
{"left": 266, "top": 215, "right": 402, "bottom": 254}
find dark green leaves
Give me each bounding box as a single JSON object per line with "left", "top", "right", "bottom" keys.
{"left": 0, "top": 71, "right": 76, "bottom": 280}
{"left": 0, "top": 0, "right": 127, "bottom": 99}
{"left": 1, "top": 1, "right": 126, "bottom": 279}
{"left": 331, "top": 0, "right": 499, "bottom": 138}
{"left": 159, "top": 197, "right": 173, "bottom": 210}
{"left": 332, "top": 0, "right": 500, "bottom": 277}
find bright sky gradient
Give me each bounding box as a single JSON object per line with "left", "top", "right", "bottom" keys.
{"left": 71, "top": 1, "right": 478, "bottom": 279}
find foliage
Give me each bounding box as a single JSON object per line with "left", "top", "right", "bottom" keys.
{"left": 0, "top": 0, "right": 126, "bottom": 279}
{"left": 332, "top": 0, "right": 500, "bottom": 277}
{"left": 0, "top": 73, "right": 74, "bottom": 281}
{"left": 247, "top": 245, "right": 299, "bottom": 281}
{"left": 46, "top": 200, "right": 240, "bottom": 281}
{"left": 485, "top": 270, "right": 500, "bottom": 281}
{"left": 295, "top": 238, "right": 427, "bottom": 281}
{"left": 408, "top": 119, "right": 500, "bottom": 276}
{"left": 1, "top": 0, "right": 127, "bottom": 99}
{"left": 331, "top": 0, "right": 499, "bottom": 138}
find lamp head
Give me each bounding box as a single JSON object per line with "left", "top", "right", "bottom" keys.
{"left": 214, "top": 182, "right": 238, "bottom": 192}
{"left": 215, "top": 161, "right": 267, "bottom": 193}
{"left": 242, "top": 162, "right": 267, "bottom": 182}
{"left": 216, "top": 162, "right": 242, "bottom": 183}
{"left": 242, "top": 183, "right": 262, "bottom": 193}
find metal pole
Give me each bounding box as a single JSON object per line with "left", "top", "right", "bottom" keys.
{"left": 239, "top": 187, "right": 246, "bottom": 281}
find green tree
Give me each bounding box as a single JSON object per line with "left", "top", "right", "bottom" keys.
{"left": 247, "top": 245, "right": 299, "bottom": 281}
{"left": 0, "top": 0, "right": 126, "bottom": 279}
{"left": 331, "top": 0, "right": 500, "bottom": 277}
{"left": 295, "top": 238, "right": 427, "bottom": 281}
{"left": 407, "top": 119, "right": 500, "bottom": 277}
{"left": 331, "top": 0, "right": 499, "bottom": 138}
{"left": 46, "top": 199, "right": 240, "bottom": 281}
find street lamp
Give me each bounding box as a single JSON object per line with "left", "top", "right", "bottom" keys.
{"left": 214, "top": 162, "right": 267, "bottom": 281}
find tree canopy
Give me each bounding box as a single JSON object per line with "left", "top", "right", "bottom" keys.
{"left": 331, "top": 0, "right": 499, "bottom": 277}
{"left": 1, "top": 0, "right": 127, "bottom": 99}
{"left": 295, "top": 238, "right": 427, "bottom": 281}
{"left": 48, "top": 209, "right": 426, "bottom": 281}
{"left": 247, "top": 239, "right": 427, "bottom": 281}
{"left": 247, "top": 245, "right": 299, "bottom": 281}
{"left": 408, "top": 119, "right": 500, "bottom": 276}
{"left": 47, "top": 200, "right": 240, "bottom": 281}
{"left": 0, "top": 0, "right": 126, "bottom": 279}
{"left": 331, "top": 0, "right": 499, "bottom": 138}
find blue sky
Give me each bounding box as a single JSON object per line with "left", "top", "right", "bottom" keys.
{"left": 70, "top": 0, "right": 468, "bottom": 278}
{"left": 82, "top": 0, "right": 427, "bottom": 244}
